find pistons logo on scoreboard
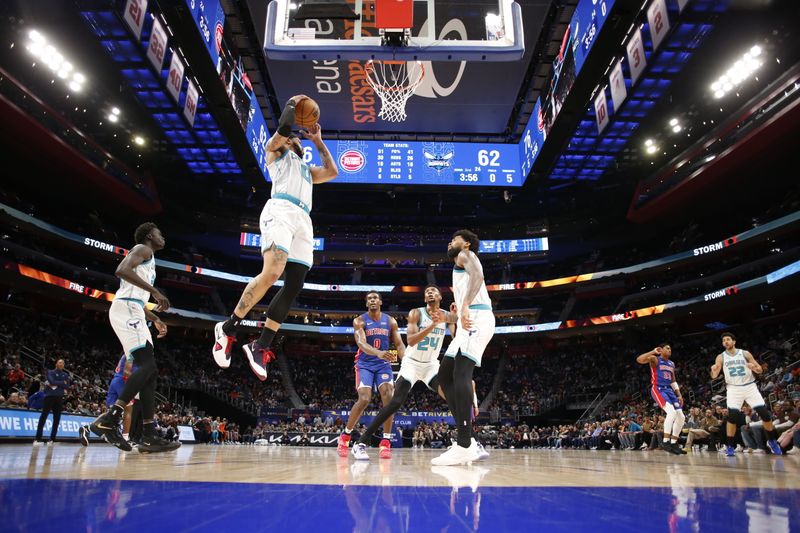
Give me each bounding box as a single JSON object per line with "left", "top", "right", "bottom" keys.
{"left": 339, "top": 150, "right": 366, "bottom": 173}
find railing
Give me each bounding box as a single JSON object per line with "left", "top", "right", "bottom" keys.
{"left": 574, "top": 393, "right": 602, "bottom": 424}
{"left": 167, "top": 380, "right": 259, "bottom": 416}
{"left": 0, "top": 333, "right": 169, "bottom": 405}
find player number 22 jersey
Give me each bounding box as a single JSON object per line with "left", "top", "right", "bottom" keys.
{"left": 722, "top": 349, "right": 754, "bottom": 386}
{"left": 404, "top": 308, "right": 447, "bottom": 363}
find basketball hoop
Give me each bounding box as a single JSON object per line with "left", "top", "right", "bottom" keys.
{"left": 365, "top": 60, "right": 424, "bottom": 122}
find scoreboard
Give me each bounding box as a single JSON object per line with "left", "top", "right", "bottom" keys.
{"left": 296, "top": 140, "right": 523, "bottom": 187}
{"left": 480, "top": 238, "right": 549, "bottom": 254}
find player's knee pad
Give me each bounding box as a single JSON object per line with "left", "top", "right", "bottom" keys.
{"left": 438, "top": 357, "right": 455, "bottom": 386}
{"left": 727, "top": 409, "right": 745, "bottom": 426}
{"left": 282, "top": 262, "right": 309, "bottom": 296}
{"left": 131, "top": 342, "right": 157, "bottom": 377}
{"left": 674, "top": 409, "right": 686, "bottom": 422}
{"left": 453, "top": 355, "right": 476, "bottom": 381}
{"left": 266, "top": 263, "right": 309, "bottom": 323}
{"left": 754, "top": 405, "right": 773, "bottom": 421}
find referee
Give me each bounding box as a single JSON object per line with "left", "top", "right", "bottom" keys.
{"left": 34, "top": 359, "right": 71, "bottom": 444}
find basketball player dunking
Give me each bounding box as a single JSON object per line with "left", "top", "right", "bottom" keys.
{"left": 90, "top": 223, "right": 177, "bottom": 453}
{"left": 337, "top": 292, "right": 406, "bottom": 458}
{"left": 636, "top": 343, "right": 686, "bottom": 455}
{"left": 432, "top": 230, "right": 495, "bottom": 466}
{"left": 212, "top": 95, "right": 337, "bottom": 379}
{"left": 710, "top": 332, "right": 783, "bottom": 456}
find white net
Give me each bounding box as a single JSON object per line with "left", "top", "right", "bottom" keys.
{"left": 365, "top": 60, "right": 425, "bottom": 122}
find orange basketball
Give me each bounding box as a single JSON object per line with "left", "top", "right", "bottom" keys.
{"left": 295, "top": 97, "right": 320, "bottom": 128}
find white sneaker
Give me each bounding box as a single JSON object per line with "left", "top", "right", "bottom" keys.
{"left": 432, "top": 443, "right": 479, "bottom": 466}
{"left": 431, "top": 465, "right": 489, "bottom": 492}
{"left": 473, "top": 439, "right": 490, "bottom": 461}
{"left": 752, "top": 448, "right": 766, "bottom": 454}
{"left": 350, "top": 461, "right": 369, "bottom": 478}
{"left": 212, "top": 321, "right": 235, "bottom": 369}
{"left": 784, "top": 447, "right": 799, "bottom": 455}
{"left": 352, "top": 443, "right": 369, "bottom": 461}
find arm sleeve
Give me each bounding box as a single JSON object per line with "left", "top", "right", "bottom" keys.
{"left": 277, "top": 99, "right": 297, "bottom": 137}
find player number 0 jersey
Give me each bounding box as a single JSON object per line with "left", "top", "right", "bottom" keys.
{"left": 267, "top": 149, "right": 313, "bottom": 212}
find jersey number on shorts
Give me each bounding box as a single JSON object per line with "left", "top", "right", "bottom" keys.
{"left": 418, "top": 336, "right": 440, "bottom": 352}
{"left": 729, "top": 366, "right": 746, "bottom": 377}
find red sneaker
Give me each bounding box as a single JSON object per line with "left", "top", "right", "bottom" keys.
{"left": 243, "top": 341, "right": 275, "bottom": 381}
{"left": 212, "top": 322, "right": 236, "bottom": 369}
{"left": 379, "top": 439, "right": 392, "bottom": 459}
{"left": 337, "top": 433, "right": 351, "bottom": 457}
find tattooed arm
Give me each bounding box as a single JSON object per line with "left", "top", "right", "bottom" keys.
{"left": 303, "top": 124, "right": 338, "bottom": 183}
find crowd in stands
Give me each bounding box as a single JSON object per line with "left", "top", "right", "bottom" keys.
{"left": 1, "top": 301, "right": 798, "bottom": 453}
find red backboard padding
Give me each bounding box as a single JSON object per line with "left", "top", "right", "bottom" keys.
{"left": 376, "top": 0, "right": 413, "bottom": 29}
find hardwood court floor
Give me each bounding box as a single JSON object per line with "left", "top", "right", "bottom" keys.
{"left": 1, "top": 444, "right": 799, "bottom": 531}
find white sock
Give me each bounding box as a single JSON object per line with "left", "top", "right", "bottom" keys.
{"left": 122, "top": 433, "right": 129, "bottom": 441}
{"left": 383, "top": 433, "right": 392, "bottom": 440}
{"left": 344, "top": 428, "right": 352, "bottom": 435}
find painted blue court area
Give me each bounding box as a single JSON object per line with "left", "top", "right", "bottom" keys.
{"left": 1, "top": 478, "right": 798, "bottom": 532}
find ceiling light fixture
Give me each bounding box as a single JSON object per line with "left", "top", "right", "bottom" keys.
{"left": 709, "top": 44, "right": 763, "bottom": 99}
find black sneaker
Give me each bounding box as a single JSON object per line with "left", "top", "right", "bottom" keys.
{"left": 89, "top": 410, "right": 132, "bottom": 452}
{"left": 138, "top": 432, "right": 181, "bottom": 453}
{"left": 78, "top": 426, "right": 90, "bottom": 447}
{"left": 662, "top": 442, "right": 682, "bottom": 456}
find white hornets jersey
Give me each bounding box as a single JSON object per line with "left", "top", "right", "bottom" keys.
{"left": 452, "top": 255, "right": 492, "bottom": 316}
{"left": 115, "top": 253, "right": 156, "bottom": 303}
{"left": 722, "top": 349, "right": 754, "bottom": 386}
{"left": 405, "top": 307, "right": 447, "bottom": 363}
{"left": 268, "top": 149, "right": 313, "bottom": 213}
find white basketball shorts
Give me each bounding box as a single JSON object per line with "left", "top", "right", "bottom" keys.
{"left": 726, "top": 382, "right": 766, "bottom": 410}
{"left": 398, "top": 357, "right": 440, "bottom": 390}
{"left": 260, "top": 198, "right": 314, "bottom": 268}
{"left": 444, "top": 310, "right": 495, "bottom": 367}
{"left": 109, "top": 298, "right": 152, "bottom": 355}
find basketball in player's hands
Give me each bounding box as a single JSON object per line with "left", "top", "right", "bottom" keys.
{"left": 387, "top": 349, "right": 398, "bottom": 362}
{"left": 295, "top": 97, "right": 320, "bottom": 128}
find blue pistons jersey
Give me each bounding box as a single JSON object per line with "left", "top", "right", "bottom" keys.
{"left": 651, "top": 357, "right": 675, "bottom": 388}
{"left": 355, "top": 312, "right": 391, "bottom": 370}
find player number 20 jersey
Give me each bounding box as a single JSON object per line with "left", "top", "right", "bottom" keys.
{"left": 452, "top": 256, "right": 492, "bottom": 316}
{"left": 404, "top": 308, "right": 447, "bottom": 363}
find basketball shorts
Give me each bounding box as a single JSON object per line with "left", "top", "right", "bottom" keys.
{"left": 444, "top": 310, "right": 495, "bottom": 367}
{"left": 651, "top": 386, "right": 682, "bottom": 410}
{"left": 109, "top": 299, "right": 152, "bottom": 356}
{"left": 398, "top": 357, "right": 439, "bottom": 390}
{"left": 106, "top": 376, "right": 126, "bottom": 407}
{"left": 355, "top": 361, "right": 394, "bottom": 391}
{"left": 726, "top": 382, "right": 765, "bottom": 410}
{"left": 260, "top": 198, "right": 314, "bottom": 268}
